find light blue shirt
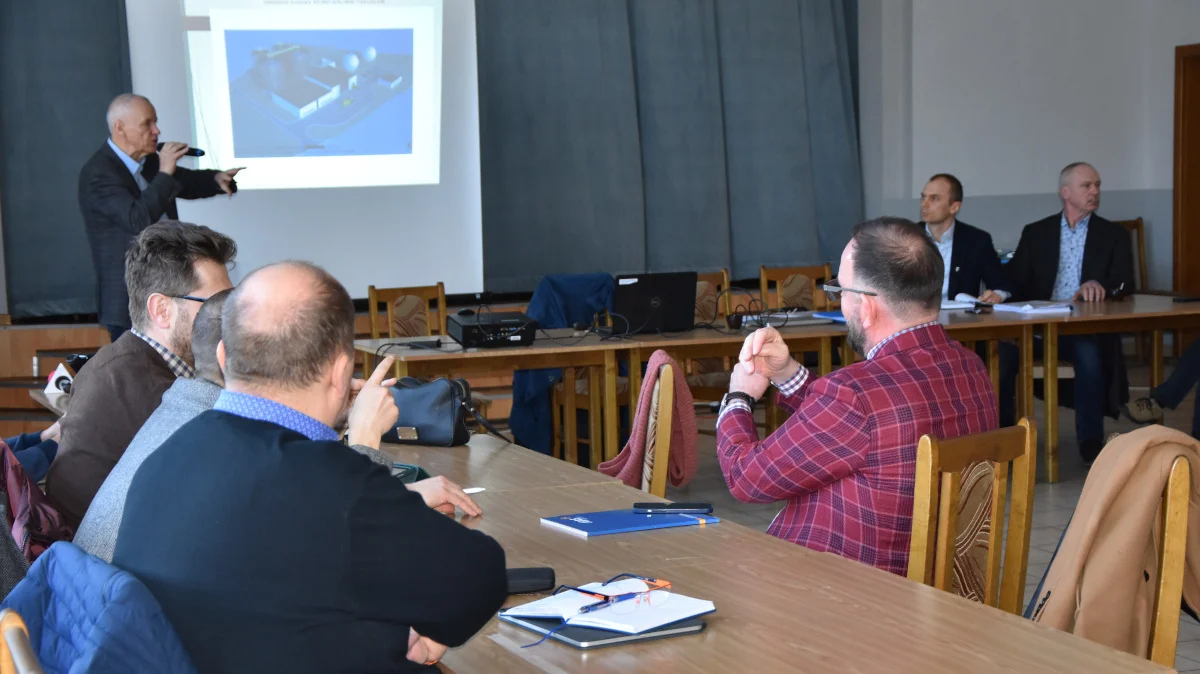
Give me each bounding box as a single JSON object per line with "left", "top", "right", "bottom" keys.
{"left": 106, "top": 138, "right": 148, "bottom": 191}
{"left": 213, "top": 390, "right": 340, "bottom": 442}
{"left": 1050, "top": 213, "right": 1091, "bottom": 300}
{"left": 925, "top": 222, "right": 955, "bottom": 300}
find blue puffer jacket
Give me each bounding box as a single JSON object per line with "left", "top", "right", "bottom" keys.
{"left": 2, "top": 542, "right": 195, "bottom": 673}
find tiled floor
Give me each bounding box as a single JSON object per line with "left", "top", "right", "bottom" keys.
{"left": 666, "top": 362, "right": 1200, "bottom": 671}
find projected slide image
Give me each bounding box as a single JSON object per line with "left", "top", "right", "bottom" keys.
{"left": 224, "top": 29, "right": 413, "bottom": 158}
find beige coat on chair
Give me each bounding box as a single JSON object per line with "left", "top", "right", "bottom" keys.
{"left": 1032, "top": 426, "right": 1200, "bottom": 658}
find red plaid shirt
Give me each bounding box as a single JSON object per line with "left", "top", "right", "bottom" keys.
{"left": 717, "top": 323, "right": 997, "bottom": 576}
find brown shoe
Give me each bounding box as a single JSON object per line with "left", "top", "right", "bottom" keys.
{"left": 1123, "top": 397, "right": 1164, "bottom": 424}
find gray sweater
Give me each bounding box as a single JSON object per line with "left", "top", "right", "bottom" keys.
{"left": 74, "top": 378, "right": 396, "bottom": 562}
{"left": 74, "top": 378, "right": 222, "bottom": 562}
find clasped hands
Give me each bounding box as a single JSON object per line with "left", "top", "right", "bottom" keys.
{"left": 729, "top": 327, "right": 801, "bottom": 401}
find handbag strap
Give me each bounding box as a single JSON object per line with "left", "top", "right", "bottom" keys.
{"left": 461, "top": 398, "right": 511, "bottom": 443}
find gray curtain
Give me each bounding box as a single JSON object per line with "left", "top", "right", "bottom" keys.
{"left": 0, "top": 3, "right": 131, "bottom": 318}
{"left": 478, "top": 0, "right": 861, "bottom": 292}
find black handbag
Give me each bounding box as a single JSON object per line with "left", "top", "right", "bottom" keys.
{"left": 382, "top": 377, "right": 507, "bottom": 446}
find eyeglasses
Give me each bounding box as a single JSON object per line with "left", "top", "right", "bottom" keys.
{"left": 170, "top": 295, "right": 209, "bottom": 303}
{"left": 822, "top": 280, "right": 878, "bottom": 304}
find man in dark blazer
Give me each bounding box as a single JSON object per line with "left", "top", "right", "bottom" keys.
{"left": 78, "top": 93, "right": 244, "bottom": 342}
{"left": 999, "top": 162, "right": 1135, "bottom": 463}
{"left": 918, "top": 173, "right": 1010, "bottom": 302}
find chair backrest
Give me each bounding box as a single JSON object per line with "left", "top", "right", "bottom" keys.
{"left": 641, "top": 364, "right": 674, "bottom": 498}
{"left": 367, "top": 283, "right": 447, "bottom": 339}
{"left": 759, "top": 264, "right": 833, "bottom": 311}
{"left": 1114, "top": 217, "right": 1148, "bottom": 291}
{"left": 695, "top": 269, "right": 731, "bottom": 320}
{"left": 908, "top": 418, "right": 1037, "bottom": 615}
{"left": 1148, "top": 455, "right": 1191, "bottom": 668}
{"left": 0, "top": 609, "right": 42, "bottom": 674}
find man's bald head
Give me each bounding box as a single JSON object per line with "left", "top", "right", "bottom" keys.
{"left": 106, "top": 94, "right": 150, "bottom": 133}
{"left": 221, "top": 262, "right": 355, "bottom": 391}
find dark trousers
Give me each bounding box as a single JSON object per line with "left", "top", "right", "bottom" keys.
{"left": 1000, "top": 335, "right": 1106, "bottom": 443}
{"left": 1153, "top": 338, "right": 1200, "bottom": 438}
{"left": 106, "top": 324, "right": 128, "bottom": 344}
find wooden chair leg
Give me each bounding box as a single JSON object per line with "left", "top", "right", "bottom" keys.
{"left": 551, "top": 387, "right": 562, "bottom": 460}
{"left": 563, "top": 369, "right": 578, "bottom": 465}
{"left": 588, "top": 368, "right": 603, "bottom": 470}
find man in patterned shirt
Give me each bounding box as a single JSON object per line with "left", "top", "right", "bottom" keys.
{"left": 998, "top": 162, "right": 1134, "bottom": 463}
{"left": 46, "top": 221, "right": 236, "bottom": 525}
{"left": 716, "top": 217, "right": 997, "bottom": 576}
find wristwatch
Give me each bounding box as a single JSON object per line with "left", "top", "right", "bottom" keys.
{"left": 720, "top": 391, "right": 758, "bottom": 413}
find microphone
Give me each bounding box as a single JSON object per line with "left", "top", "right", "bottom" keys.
{"left": 156, "top": 142, "right": 205, "bottom": 157}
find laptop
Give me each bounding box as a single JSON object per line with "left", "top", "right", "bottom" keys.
{"left": 611, "top": 272, "right": 698, "bottom": 334}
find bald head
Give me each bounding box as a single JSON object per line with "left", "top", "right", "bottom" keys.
{"left": 221, "top": 262, "right": 355, "bottom": 391}
{"left": 106, "top": 94, "right": 148, "bottom": 132}
{"left": 107, "top": 94, "right": 160, "bottom": 160}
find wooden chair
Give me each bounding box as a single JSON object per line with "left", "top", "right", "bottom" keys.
{"left": 551, "top": 310, "right": 631, "bottom": 467}
{"left": 908, "top": 418, "right": 1037, "bottom": 615}
{"left": 1113, "top": 217, "right": 1164, "bottom": 361}
{"left": 759, "top": 264, "right": 834, "bottom": 311}
{"left": 640, "top": 363, "right": 676, "bottom": 498}
{"left": 689, "top": 271, "right": 734, "bottom": 426}
{"left": 0, "top": 609, "right": 43, "bottom": 674}
{"left": 365, "top": 282, "right": 491, "bottom": 418}
{"left": 1148, "top": 455, "right": 1191, "bottom": 668}
{"left": 759, "top": 264, "right": 834, "bottom": 430}
{"left": 366, "top": 283, "right": 447, "bottom": 340}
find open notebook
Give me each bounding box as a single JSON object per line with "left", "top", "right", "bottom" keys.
{"left": 499, "top": 578, "right": 715, "bottom": 634}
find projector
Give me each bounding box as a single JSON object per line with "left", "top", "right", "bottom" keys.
{"left": 447, "top": 311, "right": 538, "bottom": 349}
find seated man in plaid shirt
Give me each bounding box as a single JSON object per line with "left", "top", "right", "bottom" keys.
{"left": 716, "top": 217, "right": 998, "bottom": 576}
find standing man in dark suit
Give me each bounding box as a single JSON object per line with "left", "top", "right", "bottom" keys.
{"left": 79, "top": 93, "right": 244, "bottom": 342}
{"left": 999, "top": 162, "right": 1134, "bottom": 463}
{"left": 918, "top": 173, "right": 1010, "bottom": 303}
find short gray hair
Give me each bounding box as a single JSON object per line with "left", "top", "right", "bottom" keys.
{"left": 1059, "top": 162, "right": 1093, "bottom": 188}
{"left": 221, "top": 262, "right": 356, "bottom": 390}
{"left": 106, "top": 93, "right": 149, "bottom": 133}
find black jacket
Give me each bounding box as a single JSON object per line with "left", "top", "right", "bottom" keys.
{"left": 1006, "top": 212, "right": 1134, "bottom": 302}
{"left": 77, "top": 143, "right": 223, "bottom": 327}
{"left": 114, "top": 411, "right": 508, "bottom": 673}
{"left": 922, "top": 220, "right": 1011, "bottom": 298}
{"left": 1009, "top": 212, "right": 1134, "bottom": 419}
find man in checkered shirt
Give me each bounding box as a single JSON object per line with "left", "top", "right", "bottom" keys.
{"left": 717, "top": 217, "right": 998, "bottom": 576}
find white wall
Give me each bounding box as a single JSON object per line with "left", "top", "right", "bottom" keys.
{"left": 860, "top": 0, "right": 1200, "bottom": 289}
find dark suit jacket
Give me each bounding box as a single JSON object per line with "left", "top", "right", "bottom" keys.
{"left": 1008, "top": 212, "right": 1135, "bottom": 418}
{"left": 1006, "top": 212, "right": 1134, "bottom": 302}
{"left": 922, "top": 220, "right": 1011, "bottom": 298}
{"left": 77, "top": 143, "right": 222, "bottom": 327}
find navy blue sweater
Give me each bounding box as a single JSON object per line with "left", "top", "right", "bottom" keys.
{"left": 113, "top": 410, "right": 507, "bottom": 673}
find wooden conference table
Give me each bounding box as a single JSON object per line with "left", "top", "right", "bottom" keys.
{"left": 380, "top": 436, "right": 1165, "bottom": 673}
{"left": 359, "top": 297, "right": 1200, "bottom": 482}
{"left": 1040, "top": 295, "right": 1200, "bottom": 482}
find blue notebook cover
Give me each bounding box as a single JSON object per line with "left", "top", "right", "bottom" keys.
{"left": 541, "top": 509, "right": 720, "bottom": 537}
{"left": 813, "top": 310, "right": 846, "bottom": 323}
